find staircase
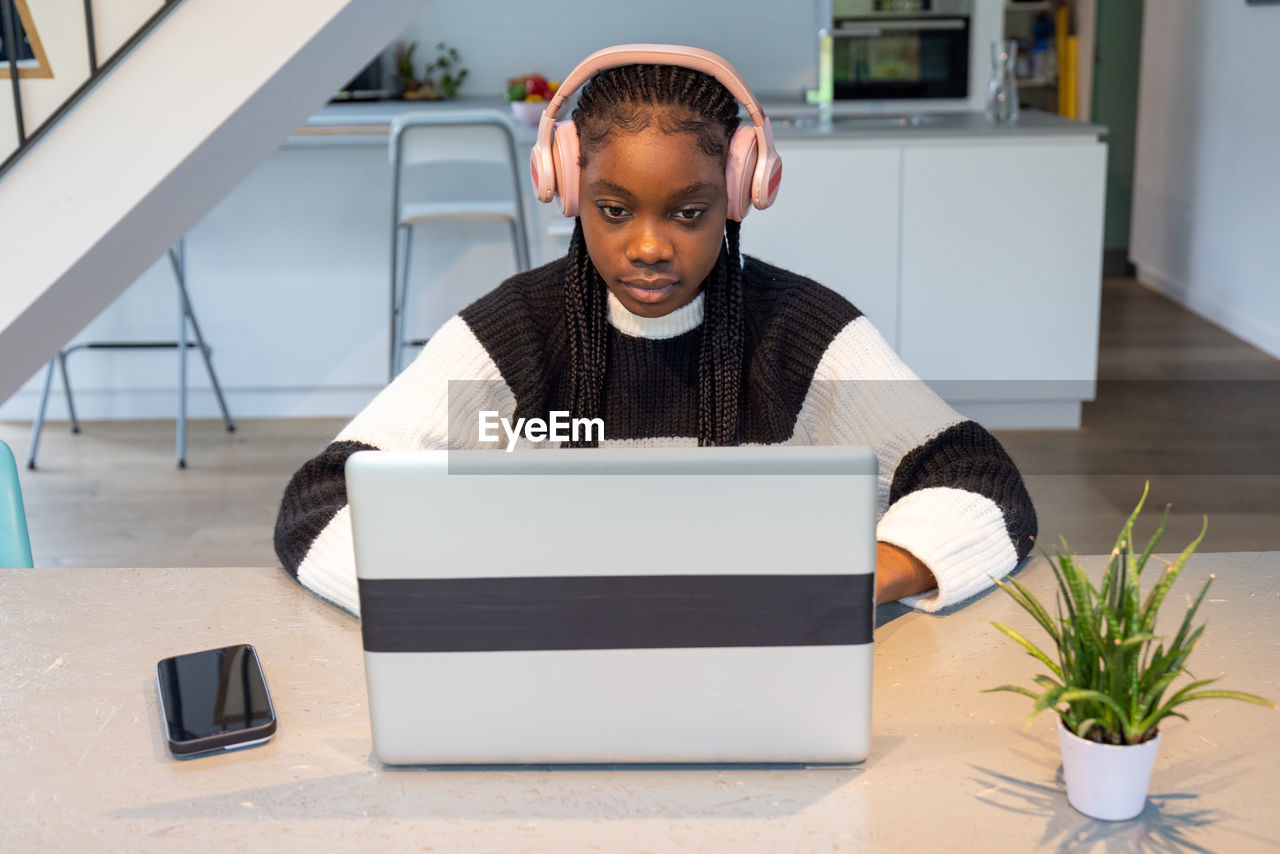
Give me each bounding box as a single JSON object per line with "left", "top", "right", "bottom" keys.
{"left": 0, "top": 0, "right": 421, "bottom": 405}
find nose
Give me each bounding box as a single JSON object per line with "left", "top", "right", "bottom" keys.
{"left": 625, "top": 220, "right": 673, "bottom": 266}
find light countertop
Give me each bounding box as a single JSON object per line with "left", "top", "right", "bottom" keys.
{"left": 2, "top": 553, "right": 1276, "bottom": 850}
{"left": 293, "top": 99, "right": 1105, "bottom": 146}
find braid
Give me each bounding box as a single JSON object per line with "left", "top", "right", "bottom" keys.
{"left": 698, "top": 221, "right": 744, "bottom": 446}
{"left": 568, "top": 63, "right": 747, "bottom": 447}
{"left": 564, "top": 218, "right": 608, "bottom": 447}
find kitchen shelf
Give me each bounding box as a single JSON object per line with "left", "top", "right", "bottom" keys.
{"left": 1004, "top": 0, "right": 1066, "bottom": 113}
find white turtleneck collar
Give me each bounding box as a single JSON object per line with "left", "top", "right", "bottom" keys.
{"left": 606, "top": 290, "right": 705, "bottom": 340}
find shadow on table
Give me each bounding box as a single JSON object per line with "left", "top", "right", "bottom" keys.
{"left": 112, "top": 759, "right": 861, "bottom": 822}
{"left": 966, "top": 757, "right": 1262, "bottom": 854}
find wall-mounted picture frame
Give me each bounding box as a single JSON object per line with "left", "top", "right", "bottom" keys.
{"left": 0, "top": 0, "right": 53, "bottom": 79}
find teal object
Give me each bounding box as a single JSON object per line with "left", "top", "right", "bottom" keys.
{"left": 0, "top": 440, "right": 34, "bottom": 568}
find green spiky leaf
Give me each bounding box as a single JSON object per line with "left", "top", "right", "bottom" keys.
{"left": 985, "top": 483, "right": 1275, "bottom": 742}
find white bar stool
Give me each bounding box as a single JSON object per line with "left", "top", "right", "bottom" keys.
{"left": 388, "top": 109, "right": 531, "bottom": 381}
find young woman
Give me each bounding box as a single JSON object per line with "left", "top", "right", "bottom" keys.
{"left": 274, "top": 46, "right": 1037, "bottom": 617}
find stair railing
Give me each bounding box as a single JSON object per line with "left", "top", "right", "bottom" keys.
{"left": 1, "top": 0, "right": 182, "bottom": 181}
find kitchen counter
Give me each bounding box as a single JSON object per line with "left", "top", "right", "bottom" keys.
{"left": 765, "top": 106, "right": 1105, "bottom": 141}
{"left": 293, "top": 99, "right": 1104, "bottom": 146}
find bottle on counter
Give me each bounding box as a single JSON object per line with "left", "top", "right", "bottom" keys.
{"left": 986, "top": 40, "right": 1020, "bottom": 125}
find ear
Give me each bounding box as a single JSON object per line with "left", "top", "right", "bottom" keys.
{"left": 724, "top": 126, "right": 758, "bottom": 222}
{"left": 551, "top": 120, "right": 581, "bottom": 217}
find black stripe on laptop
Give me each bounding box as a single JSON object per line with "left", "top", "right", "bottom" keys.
{"left": 358, "top": 574, "right": 874, "bottom": 652}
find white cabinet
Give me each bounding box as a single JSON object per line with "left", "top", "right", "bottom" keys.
{"left": 741, "top": 143, "right": 902, "bottom": 348}
{"left": 899, "top": 140, "right": 1107, "bottom": 425}
{"left": 740, "top": 133, "right": 1107, "bottom": 428}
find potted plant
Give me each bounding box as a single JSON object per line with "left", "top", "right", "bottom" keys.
{"left": 394, "top": 42, "right": 468, "bottom": 101}
{"left": 425, "top": 42, "right": 468, "bottom": 100}
{"left": 987, "top": 483, "right": 1275, "bottom": 821}
{"left": 394, "top": 42, "right": 428, "bottom": 100}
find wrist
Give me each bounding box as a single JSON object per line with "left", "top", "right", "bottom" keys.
{"left": 876, "top": 542, "right": 936, "bottom": 604}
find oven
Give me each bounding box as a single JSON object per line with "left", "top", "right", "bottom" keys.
{"left": 831, "top": 0, "right": 973, "bottom": 101}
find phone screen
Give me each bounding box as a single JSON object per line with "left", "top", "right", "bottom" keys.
{"left": 157, "top": 644, "right": 274, "bottom": 748}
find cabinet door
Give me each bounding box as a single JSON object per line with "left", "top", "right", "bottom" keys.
{"left": 741, "top": 143, "right": 901, "bottom": 348}
{"left": 899, "top": 141, "right": 1107, "bottom": 399}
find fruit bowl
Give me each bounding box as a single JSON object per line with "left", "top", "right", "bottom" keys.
{"left": 509, "top": 100, "right": 547, "bottom": 126}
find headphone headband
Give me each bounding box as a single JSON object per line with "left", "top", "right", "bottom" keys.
{"left": 530, "top": 44, "right": 782, "bottom": 220}
{"left": 537, "top": 44, "right": 766, "bottom": 136}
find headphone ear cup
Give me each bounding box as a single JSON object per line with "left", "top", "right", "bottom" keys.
{"left": 724, "top": 125, "right": 758, "bottom": 222}
{"left": 753, "top": 151, "right": 782, "bottom": 211}
{"left": 530, "top": 137, "right": 556, "bottom": 205}
{"left": 550, "top": 120, "right": 581, "bottom": 218}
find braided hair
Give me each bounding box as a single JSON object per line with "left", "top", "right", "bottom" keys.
{"left": 564, "top": 63, "right": 746, "bottom": 447}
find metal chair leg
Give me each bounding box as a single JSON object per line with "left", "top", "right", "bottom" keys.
{"left": 25, "top": 350, "right": 83, "bottom": 470}
{"left": 169, "top": 244, "right": 235, "bottom": 435}
{"left": 388, "top": 215, "right": 402, "bottom": 383}
{"left": 58, "top": 351, "right": 80, "bottom": 433}
{"left": 508, "top": 220, "right": 525, "bottom": 274}
{"left": 25, "top": 360, "right": 55, "bottom": 470}
{"left": 176, "top": 264, "right": 189, "bottom": 469}
{"left": 395, "top": 227, "right": 414, "bottom": 377}
{"left": 512, "top": 203, "right": 531, "bottom": 272}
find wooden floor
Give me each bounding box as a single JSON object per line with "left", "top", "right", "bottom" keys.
{"left": 996, "top": 279, "right": 1280, "bottom": 555}
{"left": 3, "top": 278, "right": 1278, "bottom": 568}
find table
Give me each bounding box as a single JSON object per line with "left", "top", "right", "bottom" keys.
{"left": 3, "top": 554, "right": 1278, "bottom": 851}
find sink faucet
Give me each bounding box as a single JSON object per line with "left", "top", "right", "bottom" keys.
{"left": 805, "top": 28, "right": 834, "bottom": 129}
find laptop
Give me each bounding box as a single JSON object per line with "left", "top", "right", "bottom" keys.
{"left": 346, "top": 445, "right": 878, "bottom": 765}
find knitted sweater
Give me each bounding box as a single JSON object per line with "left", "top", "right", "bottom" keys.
{"left": 274, "top": 254, "right": 1036, "bottom": 616}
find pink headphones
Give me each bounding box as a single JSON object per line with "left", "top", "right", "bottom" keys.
{"left": 529, "top": 44, "right": 782, "bottom": 222}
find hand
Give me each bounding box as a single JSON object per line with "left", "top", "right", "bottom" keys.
{"left": 876, "top": 542, "right": 936, "bottom": 605}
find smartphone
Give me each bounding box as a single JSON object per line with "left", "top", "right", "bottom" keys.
{"left": 156, "top": 644, "right": 277, "bottom": 757}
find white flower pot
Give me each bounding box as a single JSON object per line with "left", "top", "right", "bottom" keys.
{"left": 1057, "top": 718, "right": 1161, "bottom": 821}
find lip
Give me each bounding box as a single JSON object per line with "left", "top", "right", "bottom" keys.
{"left": 620, "top": 277, "right": 679, "bottom": 304}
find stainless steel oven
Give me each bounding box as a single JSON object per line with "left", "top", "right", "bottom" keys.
{"left": 831, "top": 0, "right": 973, "bottom": 101}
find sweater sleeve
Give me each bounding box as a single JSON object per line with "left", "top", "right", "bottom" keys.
{"left": 794, "top": 315, "right": 1037, "bottom": 612}
{"left": 273, "top": 315, "right": 515, "bottom": 616}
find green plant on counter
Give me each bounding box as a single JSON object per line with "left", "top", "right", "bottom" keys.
{"left": 395, "top": 41, "right": 418, "bottom": 89}
{"left": 986, "top": 482, "right": 1275, "bottom": 745}
{"left": 426, "top": 42, "right": 468, "bottom": 100}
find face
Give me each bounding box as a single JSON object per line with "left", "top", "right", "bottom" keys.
{"left": 578, "top": 122, "right": 728, "bottom": 318}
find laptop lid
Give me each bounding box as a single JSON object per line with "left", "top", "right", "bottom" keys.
{"left": 347, "top": 445, "right": 878, "bottom": 765}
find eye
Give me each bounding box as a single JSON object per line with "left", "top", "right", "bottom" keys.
{"left": 672, "top": 207, "right": 706, "bottom": 223}
{"left": 596, "top": 203, "right": 629, "bottom": 221}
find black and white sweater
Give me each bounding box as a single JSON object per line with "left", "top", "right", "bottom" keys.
{"left": 274, "top": 255, "right": 1036, "bottom": 616}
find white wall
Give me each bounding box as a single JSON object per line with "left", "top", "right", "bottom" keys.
{"left": 390, "top": 0, "right": 1004, "bottom": 113}
{"left": 1130, "top": 1, "right": 1280, "bottom": 359}
{"left": 391, "top": 1, "right": 822, "bottom": 101}
{"left": 0, "top": 0, "right": 162, "bottom": 159}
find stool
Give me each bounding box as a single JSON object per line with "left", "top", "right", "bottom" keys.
{"left": 389, "top": 109, "right": 531, "bottom": 380}
{"left": 26, "top": 240, "right": 235, "bottom": 470}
